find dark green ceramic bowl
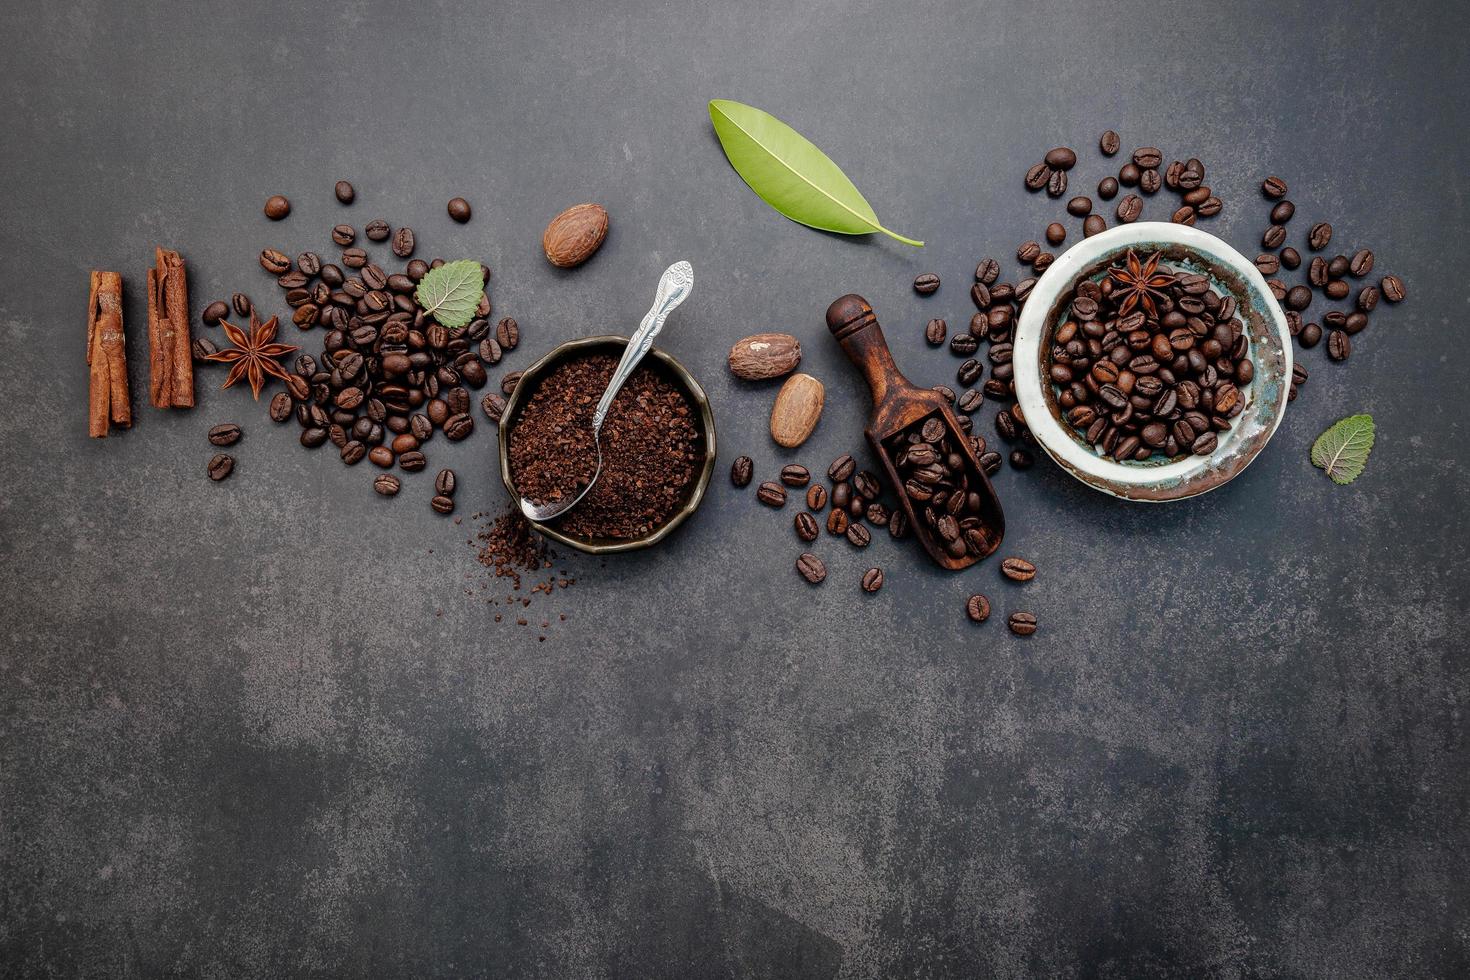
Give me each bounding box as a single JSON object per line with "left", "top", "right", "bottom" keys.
{"left": 496, "top": 335, "right": 717, "bottom": 554}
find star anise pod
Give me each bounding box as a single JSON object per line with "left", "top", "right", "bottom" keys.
{"left": 1108, "top": 248, "right": 1176, "bottom": 319}
{"left": 204, "top": 310, "right": 299, "bottom": 400}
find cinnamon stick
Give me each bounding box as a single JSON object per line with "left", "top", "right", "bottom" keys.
{"left": 87, "top": 271, "right": 131, "bottom": 437}
{"left": 147, "top": 246, "right": 194, "bottom": 408}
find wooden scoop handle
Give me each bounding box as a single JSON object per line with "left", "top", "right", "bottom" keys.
{"left": 826, "top": 294, "right": 913, "bottom": 410}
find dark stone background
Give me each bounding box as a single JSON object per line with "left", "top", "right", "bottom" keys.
{"left": 2, "top": 0, "right": 1466, "bottom": 976}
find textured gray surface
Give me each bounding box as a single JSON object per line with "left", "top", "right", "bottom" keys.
{"left": 2, "top": 0, "right": 1467, "bottom": 976}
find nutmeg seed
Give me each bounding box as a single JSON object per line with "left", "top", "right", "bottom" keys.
{"left": 727, "top": 332, "right": 801, "bottom": 381}
{"left": 542, "top": 203, "right": 609, "bottom": 268}
{"left": 770, "top": 373, "right": 824, "bottom": 448}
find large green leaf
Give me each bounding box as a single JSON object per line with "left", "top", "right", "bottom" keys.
{"left": 1311, "top": 413, "right": 1375, "bottom": 485}
{"left": 709, "top": 99, "right": 922, "bottom": 247}
{"left": 414, "top": 259, "right": 484, "bottom": 331}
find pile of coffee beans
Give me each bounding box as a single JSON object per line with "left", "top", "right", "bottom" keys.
{"left": 1254, "top": 176, "right": 1407, "bottom": 368}
{"left": 199, "top": 189, "right": 521, "bottom": 507}
{"left": 1047, "top": 248, "right": 1253, "bottom": 461}
{"left": 507, "top": 354, "right": 700, "bottom": 540}
{"left": 886, "top": 415, "right": 998, "bottom": 560}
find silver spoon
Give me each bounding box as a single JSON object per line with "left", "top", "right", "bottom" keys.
{"left": 518, "top": 260, "right": 694, "bottom": 523}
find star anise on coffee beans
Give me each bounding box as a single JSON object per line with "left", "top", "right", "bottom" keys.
{"left": 1108, "top": 248, "right": 1176, "bottom": 318}
{"left": 205, "top": 310, "right": 299, "bottom": 399}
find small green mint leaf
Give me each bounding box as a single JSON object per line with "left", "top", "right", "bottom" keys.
{"left": 1311, "top": 413, "right": 1375, "bottom": 485}
{"left": 414, "top": 259, "right": 484, "bottom": 331}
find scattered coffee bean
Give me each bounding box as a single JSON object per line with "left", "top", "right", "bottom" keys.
{"left": 1285, "top": 285, "right": 1312, "bottom": 311}
{"left": 965, "top": 594, "right": 991, "bottom": 623}
{"left": 1270, "top": 200, "right": 1295, "bottom": 224}
{"left": 231, "top": 292, "right": 252, "bottom": 317}
{"left": 1280, "top": 246, "right": 1301, "bottom": 270}
{"left": 334, "top": 180, "right": 355, "bottom": 204}
{"left": 826, "top": 506, "right": 849, "bottom": 536}
{"left": 391, "top": 226, "right": 415, "bottom": 257}
{"left": 431, "top": 495, "right": 455, "bottom": 514}
{"left": 951, "top": 333, "right": 978, "bottom": 356}
{"left": 1009, "top": 449, "right": 1034, "bottom": 470}
{"left": 925, "top": 318, "right": 947, "bottom": 345}
{"left": 914, "top": 273, "right": 941, "bottom": 295}
{"left": 1299, "top": 322, "right": 1322, "bottom": 348}
{"left": 861, "top": 567, "right": 884, "bottom": 593}
{"left": 780, "top": 464, "right": 810, "bottom": 487}
{"left": 1139, "top": 168, "right": 1161, "bottom": 194}
{"left": 496, "top": 317, "right": 520, "bottom": 350}
{"left": 1262, "top": 224, "right": 1287, "bottom": 249}
{"left": 1348, "top": 249, "right": 1374, "bottom": 277}
{"left": 1007, "top": 612, "right": 1038, "bottom": 636}
{"left": 263, "top": 195, "right": 290, "bottom": 220}
{"left": 846, "top": 522, "right": 871, "bottom": 548}
{"left": 1381, "top": 275, "right": 1405, "bottom": 302}
{"left": 1044, "top": 146, "right": 1077, "bottom": 170}
{"left": 1327, "top": 330, "right": 1351, "bottom": 361}
{"left": 1357, "top": 285, "right": 1379, "bottom": 313}
{"left": 1324, "top": 279, "right": 1350, "bottom": 300}
{"left": 373, "top": 473, "right": 401, "bottom": 496}
{"left": 756, "top": 481, "right": 787, "bottom": 507}
{"left": 806, "top": 484, "right": 827, "bottom": 510}
{"left": 1046, "top": 222, "right": 1066, "bottom": 246}
{"left": 796, "top": 553, "right": 826, "bottom": 584}
{"left": 207, "top": 453, "right": 234, "bottom": 481}
{"left": 1083, "top": 214, "right": 1106, "bottom": 237}
{"left": 1025, "top": 162, "right": 1050, "bottom": 191}
{"left": 481, "top": 393, "right": 506, "bottom": 423}
{"left": 795, "top": 511, "right": 819, "bottom": 542}
{"left": 1308, "top": 222, "right": 1332, "bottom": 250}
{"left": 435, "top": 468, "right": 457, "bottom": 496}
{"left": 731, "top": 456, "right": 753, "bottom": 487}
{"left": 1000, "top": 557, "right": 1036, "bottom": 582}
{"left": 447, "top": 197, "right": 472, "bottom": 223}
{"left": 975, "top": 258, "right": 1000, "bottom": 284}
{"left": 828, "top": 454, "right": 856, "bottom": 483}
{"left": 1116, "top": 195, "right": 1142, "bottom": 223}
{"left": 1047, "top": 169, "right": 1067, "bottom": 197}
{"left": 1261, "top": 176, "right": 1288, "bottom": 199}
{"left": 1099, "top": 130, "right": 1120, "bottom": 156}
{"left": 1256, "top": 253, "right": 1280, "bottom": 276}
{"left": 207, "top": 422, "right": 242, "bottom": 446}
{"left": 1097, "top": 177, "right": 1119, "bottom": 201}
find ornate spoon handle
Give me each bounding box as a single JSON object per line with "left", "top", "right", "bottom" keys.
{"left": 593, "top": 261, "right": 693, "bottom": 431}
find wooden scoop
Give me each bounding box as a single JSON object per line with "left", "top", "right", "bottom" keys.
{"left": 826, "top": 293, "right": 1004, "bottom": 570}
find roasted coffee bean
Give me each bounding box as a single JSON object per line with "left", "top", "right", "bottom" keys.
{"left": 268, "top": 391, "right": 292, "bottom": 422}
{"left": 924, "top": 318, "right": 947, "bottom": 345}
{"left": 1381, "top": 274, "right": 1405, "bottom": 302}
{"left": 888, "top": 510, "right": 909, "bottom": 538}
{"left": 259, "top": 248, "right": 290, "bottom": 274}
{"left": 1132, "top": 146, "right": 1162, "bottom": 168}
{"left": 806, "top": 484, "right": 827, "bottom": 510}
{"left": 1261, "top": 176, "right": 1288, "bottom": 199}
{"left": 263, "top": 195, "right": 290, "bottom": 220}
{"left": 342, "top": 247, "right": 368, "bottom": 268}
{"left": 958, "top": 359, "right": 983, "bottom": 387}
{"left": 1083, "top": 214, "right": 1106, "bottom": 237}
{"left": 1299, "top": 322, "right": 1322, "bottom": 348}
{"left": 340, "top": 441, "right": 366, "bottom": 465}
{"left": 974, "top": 258, "right": 1000, "bottom": 285}
{"left": 368, "top": 445, "right": 394, "bottom": 468}
{"left": 1116, "top": 195, "right": 1142, "bottom": 223}
{"left": 795, "top": 553, "right": 826, "bottom": 584}
{"left": 965, "top": 594, "right": 991, "bottom": 623}
{"left": 1280, "top": 246, "right": 1301, "bottom": 270}
{"left": 913, "top": 273, "right": 941, "bottom": 295}
{"left": 1270, "top": 200, "right": 1295, "bottom": 224}
{"left": 431, "top": 468, "right": 457, "bottom": 497}
{"left": 1009, "top": 449, "right": 1034, "bottom": 470}
{"left": 1139, "top": 167, "right": 1161, "bottom": 194}
{"left": 1344, "top": 311, "right": 1369, "bottom": 335}
{"left": 443, "top": 412, "right": 474, "bottom": 441}
{"left": 1062, "top": 197, "right": 1091, "bottom": 219}
{"left": 780, "top": 464, "right": 810, "bottom": 487}
{"left": 1096, "top": 129, "right": 1120, "bottom": 155}
{"left": 1119, "top": 162, "right": 1141, "bottom": 186}
{"left": 1017, "top": 240, "right": 1041, "bottom": 264}
{"left": 201, "top": 300, "right": 229, "bottom": 327}
{"left": 373, "top": 473, "right": 401, "bottom": 496}
{"left": 391, "top": 226, "right": 416, "bottom": 257}
{"left": 496, "top": 317, "right": 520, "bottom": 350}
{"left": 1007, "top": 612, "right": 1038, "bottom": 636}
{"left": 795, "top": 511, "right": 819, "bottom": 542}
{"left": 756, "top": 481, "right": 787, "bottom": 507}
{"left": 430, "top": 494, "right": 455, "bottom": 514}
{"left": 1357, "top": 285, "right": 1380, "bottom": 312}
{"left": 958, "top": 389, "right": 984, "bottom": 413}
{"left": 206, "top": 453, "right": 234, "bottom": 480}
{"left": 1097, "top": 175, "right": 1119, "bottom": 200}
{"left": 1328, "top": 254, "right": 1350, "bottom": 279}
{"left": 828, "top": 454, "right": 856, "bottom": 482}
{"left": 1044, "top": 146, "right": 1077, "bottom": 169}
{"left": 447, "top": 197, "right": 472, "bottom": 223}
{"left": 1326, "top": 328, "right": 1352, "bottom": 360}
{"left": 398, "top": 451, "right": 427, "bottom": 472}
{"left": 1348, "top": 249, "right": 1374, "bottom": 277}
{"left": 846, "top": 523, "right": 871, "bottom": 548}
{"left": 1255, "top": 253, "right": 1280, "bottom": 276}
{"left": 1046, "top": 168, "right": 1067, "bottom": 197}
{"left": 731, "top": 455, "right": 753, "bottom": 487}
{"left": 333, "top": 180, "right": 355, "bottom": 204}
{"left": 1171, "top": 205, "right": 1197, "bottom": 226}
{"left": 500, "top": 371, "right": 523, "bottom": 396}
{"left": 951, "top": 333, "right": 979, "bottom": 356}
{"left": 1308, "top": 222, "right": 1332, "bottom": 250}
{"left": 1000, "top": 557, "right": 1036, "bottom": 582}
{"left": 1025, "top": 162, "right": 1051, "bottom": 191}
{"left": 861, "top": 568, "right": 884, "bottom": 593}
{"left": 231, "top": 292, "right": 253, "bottom": 317}
{"left": 1324, "top": 279, "right": 1350, "bottom": 300}
{"left": 1046, "top": 222, "right": 1066, "bottom": 246}
{"left": 826, "top": 507, "right": 849, "bottom": 535}
{"left": 853, "top": 470, "right": 881, "bottom": 499}
{"left": 208, "top": 422, "right": 242, "bottom": 446}
{"left": 1262, "top": 224, "right": 1287, "bottom": 249}
{"left": 1285, "top": 285, "right": 1312, "bottom": 311}
{"left": 300, "top": 427, "right": 328, "bottom": 448}
{"left": 331, "top": 224, "right": 357, "bottom": 247}
{"left": 979, "top": 451, "right": 1002, "bottom": 475}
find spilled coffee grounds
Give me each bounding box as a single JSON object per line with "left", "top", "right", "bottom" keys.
{"left": 508, "top": 353, "right": 699, "bottom": 539}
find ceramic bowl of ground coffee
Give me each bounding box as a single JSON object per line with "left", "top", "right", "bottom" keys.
{"left": 1014, "top": 222, "right": 1291, "bottom": 501}
{"left": 498, "top": 336, "right": 716, "bottom": 552}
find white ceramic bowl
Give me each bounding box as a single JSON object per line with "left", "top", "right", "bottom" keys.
{"left": 1014, "top": 222, "right": 1292, "bottom": 501}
